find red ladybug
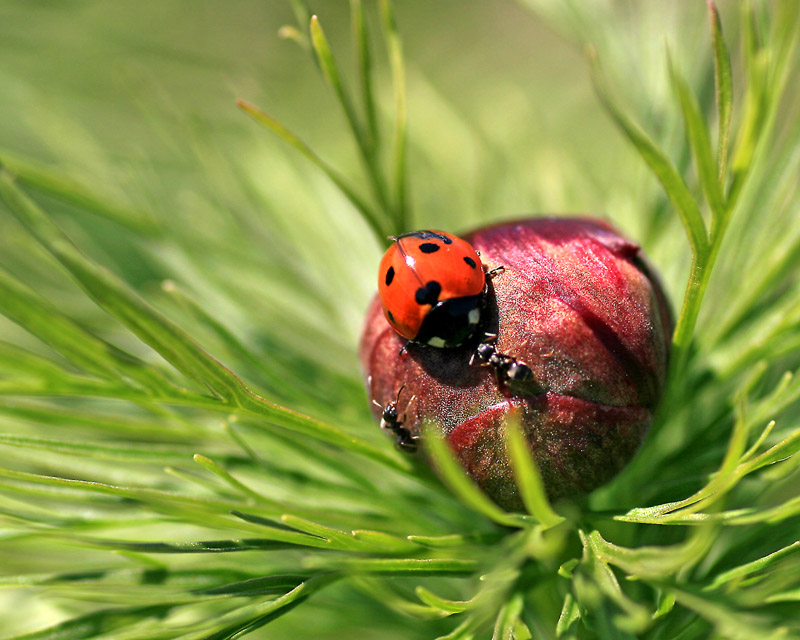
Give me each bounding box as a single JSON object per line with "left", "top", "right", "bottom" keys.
{"left": 378, "top": 230, "right": 494, "bottom": 348}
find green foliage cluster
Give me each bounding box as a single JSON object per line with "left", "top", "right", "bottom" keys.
{"left": 0, "top": 1, "right": 799, "bottom": 638}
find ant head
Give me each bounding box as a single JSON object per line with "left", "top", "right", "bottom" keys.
{"left": 382, "top": 404, "right": 399, "bottom": 422}
{"left": 476, "top": 341, "right": 495, "bottom": 361}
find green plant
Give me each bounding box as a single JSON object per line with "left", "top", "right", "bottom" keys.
{"left": 0, "top": 1, "right": 799, "bottom": 638}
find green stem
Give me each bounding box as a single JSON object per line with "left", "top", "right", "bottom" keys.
{"left": 662, "top": 206, "right": 733, "bottom": 412}
{"left": 310, "top": 16, "right": 394, "bottom": 233}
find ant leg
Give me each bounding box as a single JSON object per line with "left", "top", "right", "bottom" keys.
{"left": 486, "top": 265, "right": 505, "bottom": 279}
{"left": 395, "top": 432, "right": 419, "bottom": 453}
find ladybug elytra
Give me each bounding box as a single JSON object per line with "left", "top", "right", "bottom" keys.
{"left": 378, "top": 230, "right": 493, "bottom": 348}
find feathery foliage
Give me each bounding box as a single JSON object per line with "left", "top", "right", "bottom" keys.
{"left": 0, "top": 1, "right": 799, "bottom": 638}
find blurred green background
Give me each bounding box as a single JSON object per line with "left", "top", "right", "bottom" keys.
{"left": 2, "top": 1, "right": 799, "bottom": 638}
{"left": 0, "top": 0, "right": 711, "bottom": 312}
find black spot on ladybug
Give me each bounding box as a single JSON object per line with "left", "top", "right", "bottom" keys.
{"left": 415, "top": 281, "right": 441, "bottom": 306}
{"left": 464, "top": 256, "right": 477, "bottom": 268}
{"left": 387, "top": 309, "right": 395, "bottom": 324}
{"left": 419, "top": 242, "right": 440, "bottom": 254}
{"left": 385, "top": 266, "right": 395, "bottom": 286}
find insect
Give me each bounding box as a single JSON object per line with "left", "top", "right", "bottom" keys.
{"left": 373, "top": 385, "right": 419, "bottom": 453}
{"left": 378, "top": 230, "right": 502, "bottom": 348}
{"left": 471, "top": 334, "right": 533, "bottom": 387}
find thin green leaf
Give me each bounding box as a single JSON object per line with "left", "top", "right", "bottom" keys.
{"left": 193, "top": 574, "right": 308, "bottom": 597}
{"left": 423, "top": 425, "right": 525, "bottom": 528}
{"left": 0, "top": 399, "right": 198, "bottom": 440}
{"left": 350, "top": 529, "right": 421, "bottom": 553}
{"left": 707, "top": 1, "right": 733, "bottom": 183}
{"left": 740, "top": 420, "right": 775, "bottom": 462}
{"left": 179, "top": 576, "right": 338, "bottom": 640}
{"left": 1, "top": 605, "right": 171, "bottom": 640}
{"left": 235, "top": 99, "right": 387, "bottom": 239}
{"left": 192, "top": 454, "right": 273, "bottom": 505}
{"left": 288, "top": 0, "right": 311, "bottom": 37}
{"left": 0, "top": 567, "right": 251, "bottom": 590}
{"left": 503, "top": 418, "right": 563, "bottom": 527}
{"left": 0, "top": 172, "right": 244, "bottom": 403}
{"left": 589, "top": 50, "right": 708, "bottom": 257}
{"left": 671, "top": 587, "right": 787, "bottom": 639}
{"left": 407, "top": 532, "right": 501, "bottom": 548}
{"left": 0, "top": 268, "right": 171, "bottom": 393}
{"left": 380, "top": 0, "right": 410, "bottom": 231}
{"left": 0, "top": 151, "right": 158, "bottom": 234}
{"left": 0, "top": 433, "right": 195, "bottom": 462}
{"left": 435, "top": 616, "right": 478, "bottom": 640}
{"left": 352, "top": 577, "right": 449, "bottom": 620}
{"left": 86, "top": 538, "right": 309, "bottom": 554}
{"left": 577, "top": 532, "right": 652, "bottom": 635}
{"left": 305, "top": 556, "right": 478, "bottom": 576}
{"left": 0, "top": 466, "right": 292, "bottom": 530}
{"left": 222, "top": 423, "right": 263, "bottom": 467}
{"left": 558, "top": 558, "right": 579, "bottom": 579}
{"left": 277, "top": 25, "right": 309, "bottom": 51}
{"left": 415, "top": 586, "right": 473, "bottom": 614}
{"left": 728, "top": 3, "right": 770, "bottom": 202}
{"left": 705, "top": 541, "right": 800, "bottom": 591}
{"left": 1, "top": 171, "right": 407, "bottom": 473}
{"left": 0, "top": 341, "right": 76, "bottom": 380}
{"left": 667, "top": 50, "right": 724, "bottom": 219}
{"left": 160, "top": 280, "right": 286, "bottom": 389}
{"left": 351, "top": 0, "right": 379, "bottom": 149}
{"left": 280, "top": 514, "right": 358, "bottom": 548}
{"left": 309, "top": 15, "right": 392, "bottom": 218}
{"left": 653, "top": 590, "right": 676, "bottom": 619}
{"left": 556, "top": 592, "right": 580, "bottom": 638}
{"left": 583, "top": 529, "right": 712, "bottom": 580}
{"left": 492, "top": 591, "right": 524, "bottom": 640}
{"left": 740, "top": 428, "right": 800, "bottom": 474}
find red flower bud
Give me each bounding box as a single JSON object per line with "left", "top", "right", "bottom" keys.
{"left": 360, "top": 218, "right": 671, "bottom": 509}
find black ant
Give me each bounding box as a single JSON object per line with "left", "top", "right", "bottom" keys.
{"left": 470, "top": 333, "right": 533, "bottom": 387}
{"left": 372, "top": 384, "right": 419, "bottom": 453}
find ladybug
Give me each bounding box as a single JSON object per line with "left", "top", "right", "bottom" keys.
{"left": 470, "top": 334, "right": 533, "bottom": 388}
{"left": 378, "top": 230, "right": 500, "bottom": 348}
{"left": 372, "top": 385, "right": 419, "bottom": 452}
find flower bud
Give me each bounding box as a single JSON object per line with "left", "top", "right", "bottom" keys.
{"left": 360, "top": 218, "right": 671, "bottom": 509}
